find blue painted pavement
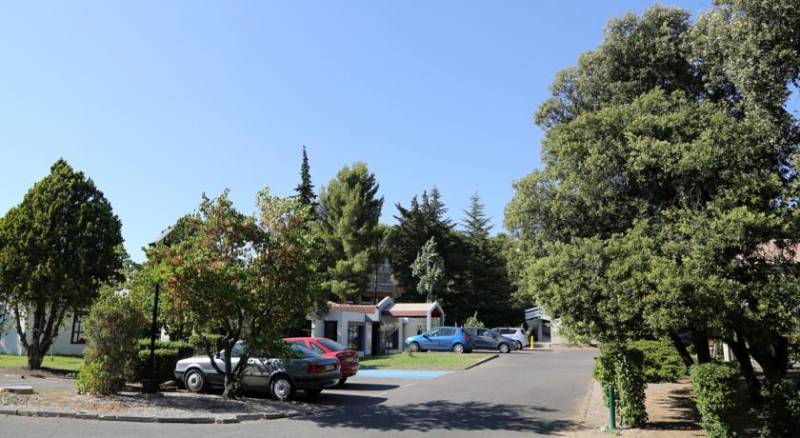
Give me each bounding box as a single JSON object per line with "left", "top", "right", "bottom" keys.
{"left": 357, "top": 369, "right": 451, "bottom": 379}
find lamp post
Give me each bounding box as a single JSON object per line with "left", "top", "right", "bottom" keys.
{"left": 143, "top": 226, "right": 174, "bottom": 394}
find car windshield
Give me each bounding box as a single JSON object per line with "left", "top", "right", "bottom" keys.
{"left": 318, "top": 338, "right": 346, "bottom": 352}
{"left": 290, "top": 342, "right": 319, "bottom": 357}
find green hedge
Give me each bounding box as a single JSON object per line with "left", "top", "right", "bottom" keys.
{"left": 760, "top": 378, "right": 800, "bottom": 438}
{"left": 629, "top": 340, "right": 687, "bottom": 383}
{"left": 594, "top": 343, "right": 648, "bottom": 427}
{"left": 135, "top": 339, "right": 194, "bottom": 384}
{"left": 690, "top": 362, "right": 739, "bottom": 438}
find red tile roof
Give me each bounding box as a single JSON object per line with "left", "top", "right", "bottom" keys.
{"left": 326, "top": 301, "right": 377, "bottom": 314}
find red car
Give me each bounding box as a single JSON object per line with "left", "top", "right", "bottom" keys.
{"left": 284, "top": 337, "right": 359, "bottom": 386}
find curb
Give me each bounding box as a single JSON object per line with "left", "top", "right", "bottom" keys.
{"left": 0, "top": 408, "right": 302, "bottom": 425}
{"left": 464, "top": 354, "right": 499, "bottom": 370}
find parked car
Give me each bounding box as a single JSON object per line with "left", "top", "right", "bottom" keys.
{"left": 492, "top": 327, "right": 529, "bottom": 350}
{"left": 284, "top": 337, "right": 359, "bottom": 386}
{"left": 463, "top": 328, "right": 513, "bottom": 353}
{"left": 404, "top": 326, "right": 474, "bottom": 353}
{"left": 174, "top": 341, "right": 340, "bottom": 400}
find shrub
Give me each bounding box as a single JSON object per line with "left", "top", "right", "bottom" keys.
{"left": 465, "top": 312, "right": 483, "bottom": 328}
{"left": 135, "top": 339, "right": 194, "bottom": 384}
{"left": 77, "top": 290, "right": 146, "bottom": 395}
{"left": 594, "top": 343, "right": 648, "bottom": 427}
{"left": 629, "top": 339, "right": 687, "bottom": 383}
{"left": 759, "top": 378, "right": 800, "bottom": 438}
{"left": 690, "top": 362, "right": 739, "bottom": 438}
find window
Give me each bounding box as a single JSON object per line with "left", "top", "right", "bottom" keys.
{"left": 318, "top": 338, "right": 346, "bottom": 352}
{"left": 324, "top": 321, "right": 338, "bottom": 342}
{"left": 347, "top": 322, "right": 364, "bottom": 351}
{"left": 70, "top": 311, "right": 87, "bottom": 344}
{"left": 384, "top": 328, "right": 399, "bottom": 350}
{"left": 307, "top": 341, "right": 326, "bottom": 355}
{"left": 439, "top": 328, "right": 456, "bottom": 336}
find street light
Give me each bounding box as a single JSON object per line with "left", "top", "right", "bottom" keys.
{"left": 143, "top": 226, "right": 174, "bottom": 394}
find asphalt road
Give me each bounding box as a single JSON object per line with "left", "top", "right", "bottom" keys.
{"left": 0, "top": 348, "right": 598, "bottom": 438}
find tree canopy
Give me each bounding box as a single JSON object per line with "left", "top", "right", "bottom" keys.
{"left": 0, "top": 159, "right": 123, "bottom": 369}
{"left": 506, "top": 1, "right": 800, "bottom": 399}
{"left": 319, "top": 162, "right": 383, "bottom": 301}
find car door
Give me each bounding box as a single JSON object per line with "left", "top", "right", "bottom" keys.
{"left": 435, "top": 328, "right": 456, "bottom": 349}
{"left": 485, "top": 330, "right": 503, "bottom": 350}
{"left": 419, "top": 329, "right": 439, "bottom": 350}
{"left": 476, "top": 329, "right": 495, "bottom": 350}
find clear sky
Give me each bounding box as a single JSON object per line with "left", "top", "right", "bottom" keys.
{"left": 0, "top": 1, "right": 714, "bottom": 262}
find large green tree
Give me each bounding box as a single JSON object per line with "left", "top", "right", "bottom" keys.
{"left": 506, "top": 3, "right": 800, "bottom": 400}
{"left": 461, "top": 194, "right": 519, "bottom": 327}
{"left": 0, "top": 159, "right": 123, "bottom": 369}
{"left": 387, "top": 188, "right": 473, "bottom": 322}
{"left": 318, "top": 162, "right": 383, "bottom": 301}
{"left": 160, "top": 189, "right": 323, "bottom": 398}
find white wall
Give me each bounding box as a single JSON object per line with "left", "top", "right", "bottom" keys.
{"left": 0, "top": 312, "right": 85, "bottom": 356}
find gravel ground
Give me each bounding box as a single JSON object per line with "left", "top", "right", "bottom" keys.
{"left": 571, "top": 380, "right": 704, "bottom": 437}
{"left": 0, "top": 390, "right": 327, "bottom": 420}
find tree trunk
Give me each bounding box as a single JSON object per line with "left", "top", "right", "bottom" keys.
{"left": 27, "top": 348, "right": 44, "bottom": 370}
{"left": 692, "top": 330, "right": 711, "bottom": 364}
{"left": 669, "top": 331, "right": 694, "bottom": 369}
{"left": 730, "top": 332, "right": 761, "bottom": 403}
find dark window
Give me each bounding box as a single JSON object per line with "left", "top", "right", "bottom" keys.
{"left": 70, "top": 311, "right": 87, "bottom": 344}
{"left": 324, "top": 321, "right": 338, "bottom": 342}
{"left": 385, "top": 328, "right": 399, "bottom": 350}
{"left": 347, "top": 322, "right": 364, "bottom": 351}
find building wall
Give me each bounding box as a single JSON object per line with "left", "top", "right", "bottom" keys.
{"left": 0, "top": 311, "right": 86, "bottom": 356}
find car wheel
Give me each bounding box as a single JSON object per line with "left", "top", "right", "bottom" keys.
{"left": 514, "top": 341, "right": 522, "bottom": 351}
{"left": 184, "top": 369, "right": 207, "bottom": 393}
{"left": 408, "top": 342, "right": 420, "bottom": 352}
{"left": 499, "top": 343, "right": 511, "bottom": 354}
{"left": 337, "top": 377, "right": 347, "bottom": 387}
{"left": 270, "top": 376, "right": 294, "bottom": 401}
{"left": 305, "top": 388, "right": 322, "bottom": 398}
{"left": 452, "top": 343, "right": 465, "bottom": 354}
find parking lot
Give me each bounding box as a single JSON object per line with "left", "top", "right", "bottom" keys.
{"left": 0, "top": 348, "right": 597, "bottom": 437}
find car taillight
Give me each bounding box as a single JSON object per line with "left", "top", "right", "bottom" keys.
{"left": 463, "top": 332, "right": 470, "bottom": 342}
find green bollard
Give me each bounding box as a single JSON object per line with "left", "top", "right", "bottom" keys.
{"left": 608, "top": 386, "right": 617, "bottom": 431}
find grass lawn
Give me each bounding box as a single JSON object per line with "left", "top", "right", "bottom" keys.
{"left": 359, "top": 352, "right": 495, "bottom": 370}
{"left": 0, "top": 354, "right": 83, "bottom": 371}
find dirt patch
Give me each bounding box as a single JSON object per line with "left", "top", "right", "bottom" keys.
{"left": 0, "top": 389, "right": 326, "bottom": 420}
{"left": 571, "top": 380, "right": 704, "bottom": 437}
{"left": 0, "top": 367, "right": 76, "bottom": 379}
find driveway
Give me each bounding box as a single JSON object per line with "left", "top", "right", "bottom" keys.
{"left": 0, "top": 348, "right": 598, "bottom": 437}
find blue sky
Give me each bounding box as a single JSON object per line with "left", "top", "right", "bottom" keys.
{"left": 0, "top": 1, "right": 718, "bottom": 261}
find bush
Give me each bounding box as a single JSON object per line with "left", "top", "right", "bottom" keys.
{"left": 594, "top": 343, "right": 648, "bottom": 427}
{"left": 135, "top": 339, "right": 195, "bottom": 384}
{"left": 759, "top": 378, "right": 800, "bottom": 438}
{"left": 690, "top": 362, "right": 739, "bottom": 438}
{"left": 77, "top": 290, "right": 146, "bottom": 395}
{"left": 629, "top": 339, "right": 687, "bottom": 383}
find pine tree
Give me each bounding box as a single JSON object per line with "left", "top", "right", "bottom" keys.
{"left": 294, "top": 146, "right": 316, "bottom": 207}
{"left": 319, "top": 162, "right": 383, "bottom": 301}
{"left": 462, "top": 193, "right": 492, "bottom": 241}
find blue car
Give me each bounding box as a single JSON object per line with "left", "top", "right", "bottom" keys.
{"left": 404, "top": 326, "right": 474, "bottom": 353}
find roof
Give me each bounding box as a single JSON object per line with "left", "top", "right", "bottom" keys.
{"left": 755, "top": 241, "right": 800, "bottom": 263}
{"left": 385, "top": 302, "right": 442, "bottom": 318}
{"left": 326, "top": 301, "right": 377, "bottom": 314}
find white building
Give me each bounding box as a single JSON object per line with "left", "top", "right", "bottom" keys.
{"left": 0, "top": 305, "right": 87, "bottom": 356}
{"left": 524, "top": 306, "right": 563, "bottom": 346}
{"left": 310, "top": 297, "right": 445, "bottom": 357}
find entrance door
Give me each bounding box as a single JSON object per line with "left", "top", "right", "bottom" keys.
{"left": 324, "top": 321, "right": 338, "bottom": 342}
{"left": 371, "top": 323, "right": 381, "bottom": 355}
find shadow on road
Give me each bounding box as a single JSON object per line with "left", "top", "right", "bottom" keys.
{"left": 336, "top": 383, "right": 399, "bottom": 391}
{"left": 300, "top": 400, "right": 577, "bottom": 434}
